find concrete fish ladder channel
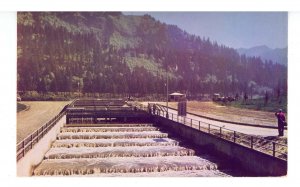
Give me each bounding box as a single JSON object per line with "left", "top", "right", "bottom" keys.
{"left": 33, "top": 123, "right": 229, "bottom": 176}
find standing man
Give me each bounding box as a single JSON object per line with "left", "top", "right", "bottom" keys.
{"left": 275, "top": 109, "right": 286, "bottom": 136}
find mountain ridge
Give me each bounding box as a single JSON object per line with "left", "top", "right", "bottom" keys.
{"left": 237, "top": 45, "right": 287, "bottom": 66}
{"left": 17, "top": 12, "right": 287, "bottom": 96}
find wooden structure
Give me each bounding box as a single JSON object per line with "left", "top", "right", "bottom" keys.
{"left": 169, "top": 92, "right": 185, "bottom": 101}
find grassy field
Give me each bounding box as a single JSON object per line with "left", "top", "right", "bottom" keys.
{"left": 17, "top": 101, "right": 70, "bottom": 143}
{"left": 17, "top": 103, "right": 27, "bottom": 112}
{"left": 225, "top": 98, "right": 287, "bottom": 113}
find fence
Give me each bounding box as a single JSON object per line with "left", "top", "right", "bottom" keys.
{"left": 16, "top": 104, "right": 70, "bottom": 162}
{"left": 150, "top": 104, "right": 287, "bottom": 161}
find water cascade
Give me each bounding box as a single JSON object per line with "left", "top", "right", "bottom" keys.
{"left": 60, "top": 127, "right": 159, "bottom": 133}
{"left": 33, "top": 123, "right": 230, "bottom": 177}
{"left": 52, "top": 138, "right": 179, "bottom": 148}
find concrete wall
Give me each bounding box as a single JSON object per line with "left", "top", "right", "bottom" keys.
{"left": 17, "top": 116, "right": 66, "bottom": 177}
{"left": 154, "top": 116, "right": 287, "bottom": 176}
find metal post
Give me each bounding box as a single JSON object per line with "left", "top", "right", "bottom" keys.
{"left": 220, "top": 127, "right": 222, "bottom": 137}
{"left": 22, "top": 141, "right": 25, "bottom": 157}
{"left": 191, "top": 119, "right": 193, "bottom": 127}
{"left": 208, "top": 124, "right": 210, "bottom": 133}
{"left": 30, "top": 135, "right": 33, "bottom": 149}
{"left": 172, "top": 113, "right": 173, "bottom": 121}
{"left": 41, "top": 126, "right": 44, "bottom": 137}
{"left": 199, "top": 121, "right": 201, "bottom": 131}
{"left": 177, "top": 115, "right": 179, "bottom": 122}
{"left": 166, "top": 60, "right": 169, "bottom": 119}
{"left": 36, "top": 129, "right": 39, "bottom": 142}
{"left": 273, "top": 142, "right": 276, "bottom": 157}
{"left": 234, "top": 131, "right": 236, "bottom": 143}
{"left": 251, "top": 136, "right": 253, "bottom": 149}
{"left": 78, "top": 81, "right": 80, "bottom": 97}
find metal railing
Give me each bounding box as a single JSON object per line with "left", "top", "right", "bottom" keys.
{"left": 16, "top": 105, "right": 69, "bottom": 162}
{"left": 150, "top": 104, "right": 287, "bottom": 161}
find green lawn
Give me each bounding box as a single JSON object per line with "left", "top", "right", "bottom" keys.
{"left": 17, "top": 102, "right": 27, "bottom": 112}
{"left": 224, "top": 97, "right": 287, "bottom": 113}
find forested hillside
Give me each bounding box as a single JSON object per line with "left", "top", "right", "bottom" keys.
{"left": 17, "top": 12, "right": 287, "bottom": 97}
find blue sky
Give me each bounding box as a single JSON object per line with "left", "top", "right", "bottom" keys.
{"left": 124, "top": 12, "right": 288, "bottom": 49}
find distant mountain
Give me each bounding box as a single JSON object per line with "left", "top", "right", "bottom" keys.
{"left": 237, "top": 45, "right": 287, "bottom": 66}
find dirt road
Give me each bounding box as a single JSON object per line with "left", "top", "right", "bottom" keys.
{"left": 157, "top": 101, "right": 278, "bottom": 127}
{"left": 17, "top": 101, "right": 70, "bottom": 143}
{"left": 142, "top": 101, "right": 287, "bottom": 137}
{"left": 167, "top": 108, "right": 285, "bottom": 137}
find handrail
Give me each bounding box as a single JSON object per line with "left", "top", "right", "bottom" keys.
{"left": 150, "top": 104, "right": 287, "bottom": 161}
{"left": 155, "top": 103, "right": 286, "bottom": 130}
{"left": 16, "top": 102, "right": 71, "bottom": 162}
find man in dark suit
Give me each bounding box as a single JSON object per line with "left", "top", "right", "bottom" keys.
{"left": 275, "top": 109, "right": 286, "bottom": 136}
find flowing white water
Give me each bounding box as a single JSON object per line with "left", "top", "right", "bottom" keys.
{"left": 45, "top": 146, "right": 195, "bottom": 159}
{"left": 57, "top": 131, "right": 169, "bottom": 139}
{"left": 65, "top": 123, "right": 154, "bottom": 127}
{"left": 52, "top": 138, "right": 179, "bottom": 148}
{"left": 60, "top": 127, "right": 159, "bottom": 133}
{"left": 33, "top": 123, "right": 231, "bottom": 177}
{"left": 69, "top": 169, "right": 230, "bottom": 177}
{"left": 34, "top": 156, "right": 219, "bottom": 176}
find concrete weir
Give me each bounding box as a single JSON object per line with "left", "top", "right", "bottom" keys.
{"left": 154, "top": 116, "right": 287, "bottom": 176}
{"left": 32, "top": 123, "right": 228, "bottom": 177}
{"left": 17, "top": 116, "right": 66, "bottom": 176}
{"left": 17, "top": 99, "right": 287, "bottom": 177}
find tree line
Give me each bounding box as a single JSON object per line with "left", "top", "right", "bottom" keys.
{"left": 17, "top": 12, "right": 287, "bottom": 98}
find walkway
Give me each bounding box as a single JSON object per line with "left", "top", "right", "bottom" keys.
{"left": 166, "top": 108, "right": 287, "bottom": 137}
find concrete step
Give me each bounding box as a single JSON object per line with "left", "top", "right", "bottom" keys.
{"left": 66, "top": 169, "right": 230, "bottom": 177}
{"left": 57, "top": 131, "right": 168, "bottom": 140}
{"left": 52, "top": 138, "right": 179, "bottom": 148}
{"left": 64, "top": 123, "right": 154, "bottom": 128}
{"left": 34, "top": 156, "right": 218, "bottom": 176}
{"left": 45, "top": 146, "right": 195, "bottom": 159}
{"left": 60, "top": 126, "right": 159, "bottom": 133}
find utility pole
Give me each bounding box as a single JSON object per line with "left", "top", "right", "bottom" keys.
{"left": 78, "top": 81, "right": 80, "bottom": 98}
{"left": 166, "top": 61, "right": 169, "bottom": 119}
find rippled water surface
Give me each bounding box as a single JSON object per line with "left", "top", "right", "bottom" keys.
{"left": 34, "top": 124, "right": 232, "bottom": 177}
